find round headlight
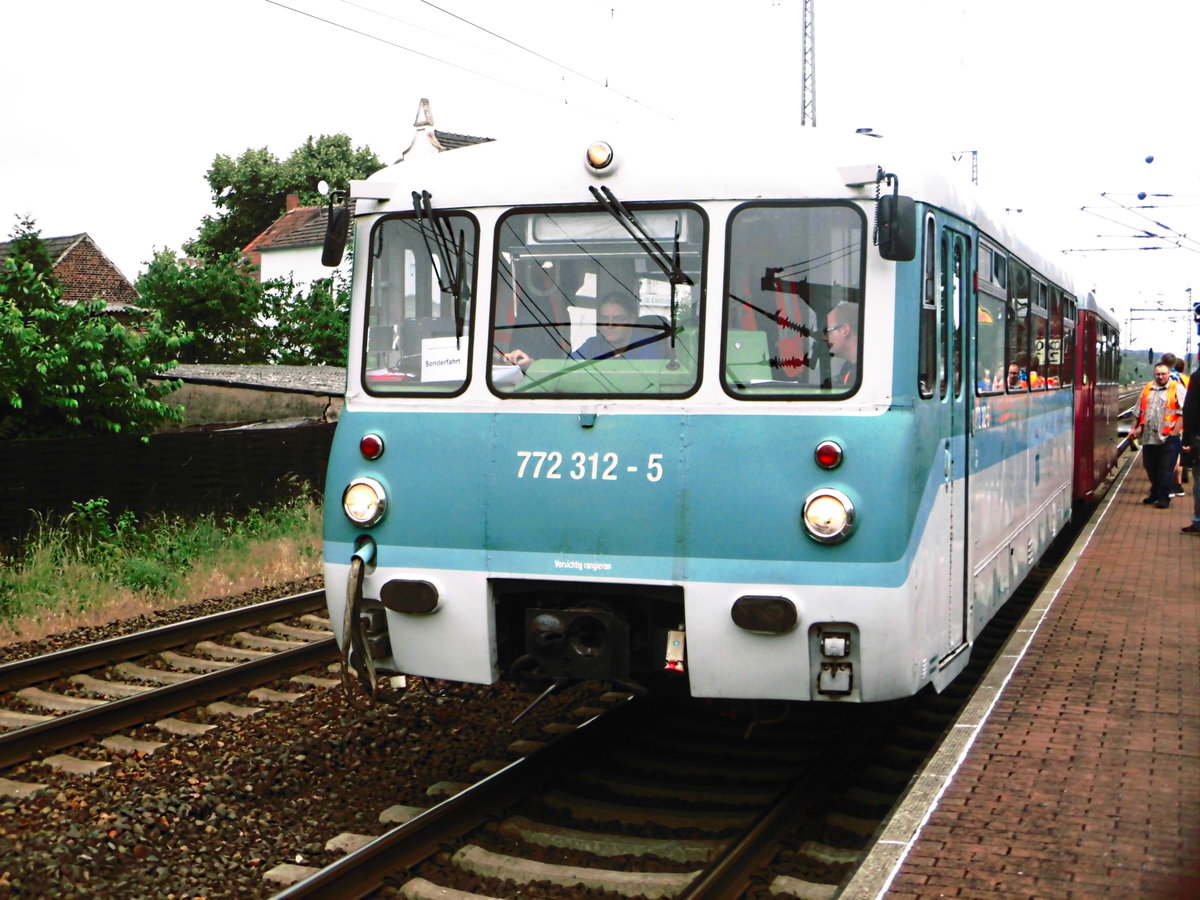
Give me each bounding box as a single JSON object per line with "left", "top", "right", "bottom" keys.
{"left": 801, "top": 488, "right": 855, "bottom": 544}
{"left": 343, "top": 477, "right": 387, "bottom": 528}
{"left": 585, "top": 140, "right": 614, "bottom": 170}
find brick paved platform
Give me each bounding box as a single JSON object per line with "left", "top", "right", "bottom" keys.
{"left": 844, "top": 455, "right": 1200, "bottom": 899}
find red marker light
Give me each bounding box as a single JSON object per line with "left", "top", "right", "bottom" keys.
{"left": 814, "top": 440, "right": 843, "bottom": 470}
{"left": 359, "top": 433, "right": 384, "bottom": 460}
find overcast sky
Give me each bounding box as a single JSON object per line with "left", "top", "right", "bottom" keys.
{"left": 4, "top": 0, "right": 1198, "bottom": 356}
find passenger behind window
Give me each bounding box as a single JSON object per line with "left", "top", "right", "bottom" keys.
{"left": 503, "top": 293, "right": 666, "bottom": 371}
{"left": 1007, "top": 359, "right": 1028, "bottom": 391}
{"left": 979, "top": 366, "right": 1004, "bottom": 392}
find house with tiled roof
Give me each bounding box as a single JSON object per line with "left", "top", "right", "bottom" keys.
{"left": 0, "top": 233, "right": 142, "bottom": 323}
{"left": 243, "top": 99, "right": 492, "bottom": 291}
{"left": 241, "top": 195, "right": 342, "bottom": 286}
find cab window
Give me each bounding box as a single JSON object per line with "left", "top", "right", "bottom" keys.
{"left": 361, "top": 212, "right": 478, "bottom": 395}
{"left": 489, "top": 205, "right": 703, "bottom": 397}
{"left": 724, "top": 202, "right": 865, "bottom": 397}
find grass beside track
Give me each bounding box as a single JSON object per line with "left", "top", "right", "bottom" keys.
{"left": 0, "top": 487, "right": 322, "bottom": 645}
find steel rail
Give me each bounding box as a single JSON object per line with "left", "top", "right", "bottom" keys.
{"left": 0, "top": 590, "right": 326, "bottom": 691}
{"left": 679, "top": 748, "right": 845, "bottom": 899}
{"left": 272, "top": 698, "right": 643, "bottom": 900}
{"left": 0, "top": 637, "right": 335, "bottom": 769}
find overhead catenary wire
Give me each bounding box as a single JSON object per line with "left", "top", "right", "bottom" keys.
{"left": 1073, "top": 192, "right": 1200, "bottom": 255}
{"left": 263, "top": 0, "right": 610, "bottom": 116}
{"left": 408, "top": 0, "right": 673, "bottom": 119}
{"left": 265, "top": 0, "right": 670, "bottom": 121}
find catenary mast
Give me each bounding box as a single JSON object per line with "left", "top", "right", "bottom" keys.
{"left": 801, "top": 0, "right": 816, "bottom": 125}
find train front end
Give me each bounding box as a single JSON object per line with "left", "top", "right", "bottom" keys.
{"left": 323, "top": 129, "right": 938, "bottom": 704}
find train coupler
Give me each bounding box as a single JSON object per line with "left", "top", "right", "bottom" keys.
{"left": 339, "top": 543, "right": 378, "bottom": 707}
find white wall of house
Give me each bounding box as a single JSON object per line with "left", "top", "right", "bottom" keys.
{"left": 259, "top": 245, "right": 334, "bottom": 290}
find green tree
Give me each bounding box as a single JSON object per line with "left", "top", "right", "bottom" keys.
{"left": 184, "top": 134, "right": 382, "bottom": 262}
{"left": 3, "top": 215, "right": 57, "bottom": 284}
{"left": 284, "top": 134, "right": 383, "bottom": 206}
{"left": 134, "top": 249, "right": 270, "bottom": 363}
{"left": 261, "top": 266, "right": 351, "bottom": 366}
{"left": 186, "top": 147, "right": 285, "bottom": 264}
{"left": 0, "top": 218, "right": 188, "bottom": 440}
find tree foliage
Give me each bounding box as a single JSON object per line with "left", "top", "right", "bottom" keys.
{"left": 135, "top": 250, "right": 350, "bottom": 366}
{"left": 0, "top": 218, "right": 188, "bottom": 440}
{"left": 260, "top": 268, "right": 351, "bottom": 366}
{"left": 135, "top": 250, "right": 271, "bottom": 363}
{"left": 184, "top": 134, "right": 382, "bottom": 262}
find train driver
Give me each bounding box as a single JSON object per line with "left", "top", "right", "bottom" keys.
{"left": 503, "top": 293, "right": 665, "bottom": 371}
{"left": 822, "top": 301, "right": 859, "bottom": 387}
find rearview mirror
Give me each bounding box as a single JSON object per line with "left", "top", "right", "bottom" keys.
{"left": 877, "top": 194, "right": 916, "bottom": 262}
{"left": 322, "top": 204, "right": 349, "bottom": 267}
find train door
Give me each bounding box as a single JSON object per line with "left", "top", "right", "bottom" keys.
{"left": 939, "top": 226, "right": 971, "bottom": 660}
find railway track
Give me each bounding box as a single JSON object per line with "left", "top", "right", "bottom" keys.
{"left": 261, "top": 463, "right": 1128, "bottom": 900}
{"left": 272, "top": 693, "right": 893, "bottom": 900}
{"left": 251, "top": 670, "right": 958, "bottom": 899}
{"left": 0, "top": 590, "right": 335, "bottom": 771}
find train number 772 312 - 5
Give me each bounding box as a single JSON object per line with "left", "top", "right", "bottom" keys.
{"left": 515, "top": 450, "right": 664, "bottom": 482}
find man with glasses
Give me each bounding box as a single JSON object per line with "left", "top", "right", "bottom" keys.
{"left": 822, "top": 302, "right": 859, "bottom": 388}
{"left": 1132, "top": 363, "right": 1187, "bottom": 509}
{"left": 503, "top": 292, "right": 665, "bottom": 371}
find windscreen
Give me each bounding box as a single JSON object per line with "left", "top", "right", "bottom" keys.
{"left": 361, "top": 212, "right": 477, "bottom": 394}
{"left": 489, "top": 205, "right": 704, "bottom": 397}
{"left": 724, "top": 203, "right": 865, "bottom": 396}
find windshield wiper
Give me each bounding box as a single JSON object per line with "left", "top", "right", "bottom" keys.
{"left": 588, "top": 185, "right": 693, "bottom": 288}
{"left": 412, "top": 190, "right": 467, "bottom": 345}
{"left": 588, "top": 185, "right": 691, "bottom": 358}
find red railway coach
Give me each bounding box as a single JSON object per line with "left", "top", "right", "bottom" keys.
{"left": 1072, "top": 292, "right": 1124, "bottom": 502}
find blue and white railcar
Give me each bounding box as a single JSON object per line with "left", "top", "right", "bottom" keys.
{"left": 323, "top": 117, "right": 1109, "bottom": 704}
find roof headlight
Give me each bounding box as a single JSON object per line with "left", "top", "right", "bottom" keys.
{"left": 802, "top": 488, "right": 855, "bottom": 544}
{"left": 584, "top": 140, "right": 617, "bottom": 174}
{"left": 343, "top": 477, "right": 387, "bottom": 528}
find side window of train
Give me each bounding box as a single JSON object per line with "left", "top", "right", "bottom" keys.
{"left": 1029, "top": 279, "right": 1049, "bottom": 390}
{"left": 1060, "top": 296, "right": 1075, "bottom": 387}
{"left": 362, "top": 212, "right": 479, "bottom": 396}
{"left": 1100, "top": 323, "right": 1113, "bottom": 382}
{"left": 918, "top": 216, "right": 936, "bottom": 398}
{"left": 724, "top": 202, "right": 865, "bottom": 398}
{"left": 938, "top": 232, "right": 949, "bottom": 399}
{"left": 951, "top": 234, "right": 967, "bottom": 400}
{"left": 1006, "top": 260, "right": 1031, "bottom": 392}
{"left": 975, "top": 243, "right": 1007, "bottom": 394}
{"left": 1046, "top": 287, "right": 1062, "bottom": 387}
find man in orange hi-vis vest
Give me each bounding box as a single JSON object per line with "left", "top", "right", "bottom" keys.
{"left": 1132, "top": 362, "right": 1187, "bottom": 509}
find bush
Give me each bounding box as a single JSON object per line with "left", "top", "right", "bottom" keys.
{"left": 0, "top": 218, "right": 188, "bottom": 440}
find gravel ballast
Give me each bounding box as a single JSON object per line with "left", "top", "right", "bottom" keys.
{"left": 0, "top": 580, "right": 592, "bottom": 898}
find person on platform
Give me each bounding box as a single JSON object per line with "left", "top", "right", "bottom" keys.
{"left": 1171, "top": 357, "right": 1191, "bottom": 496}
{"left": 1132, "top": 363, "right": 1187, "bottom": 509}
{"left": 1181, "top": 361, "right": 1200, "bottom": 535}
